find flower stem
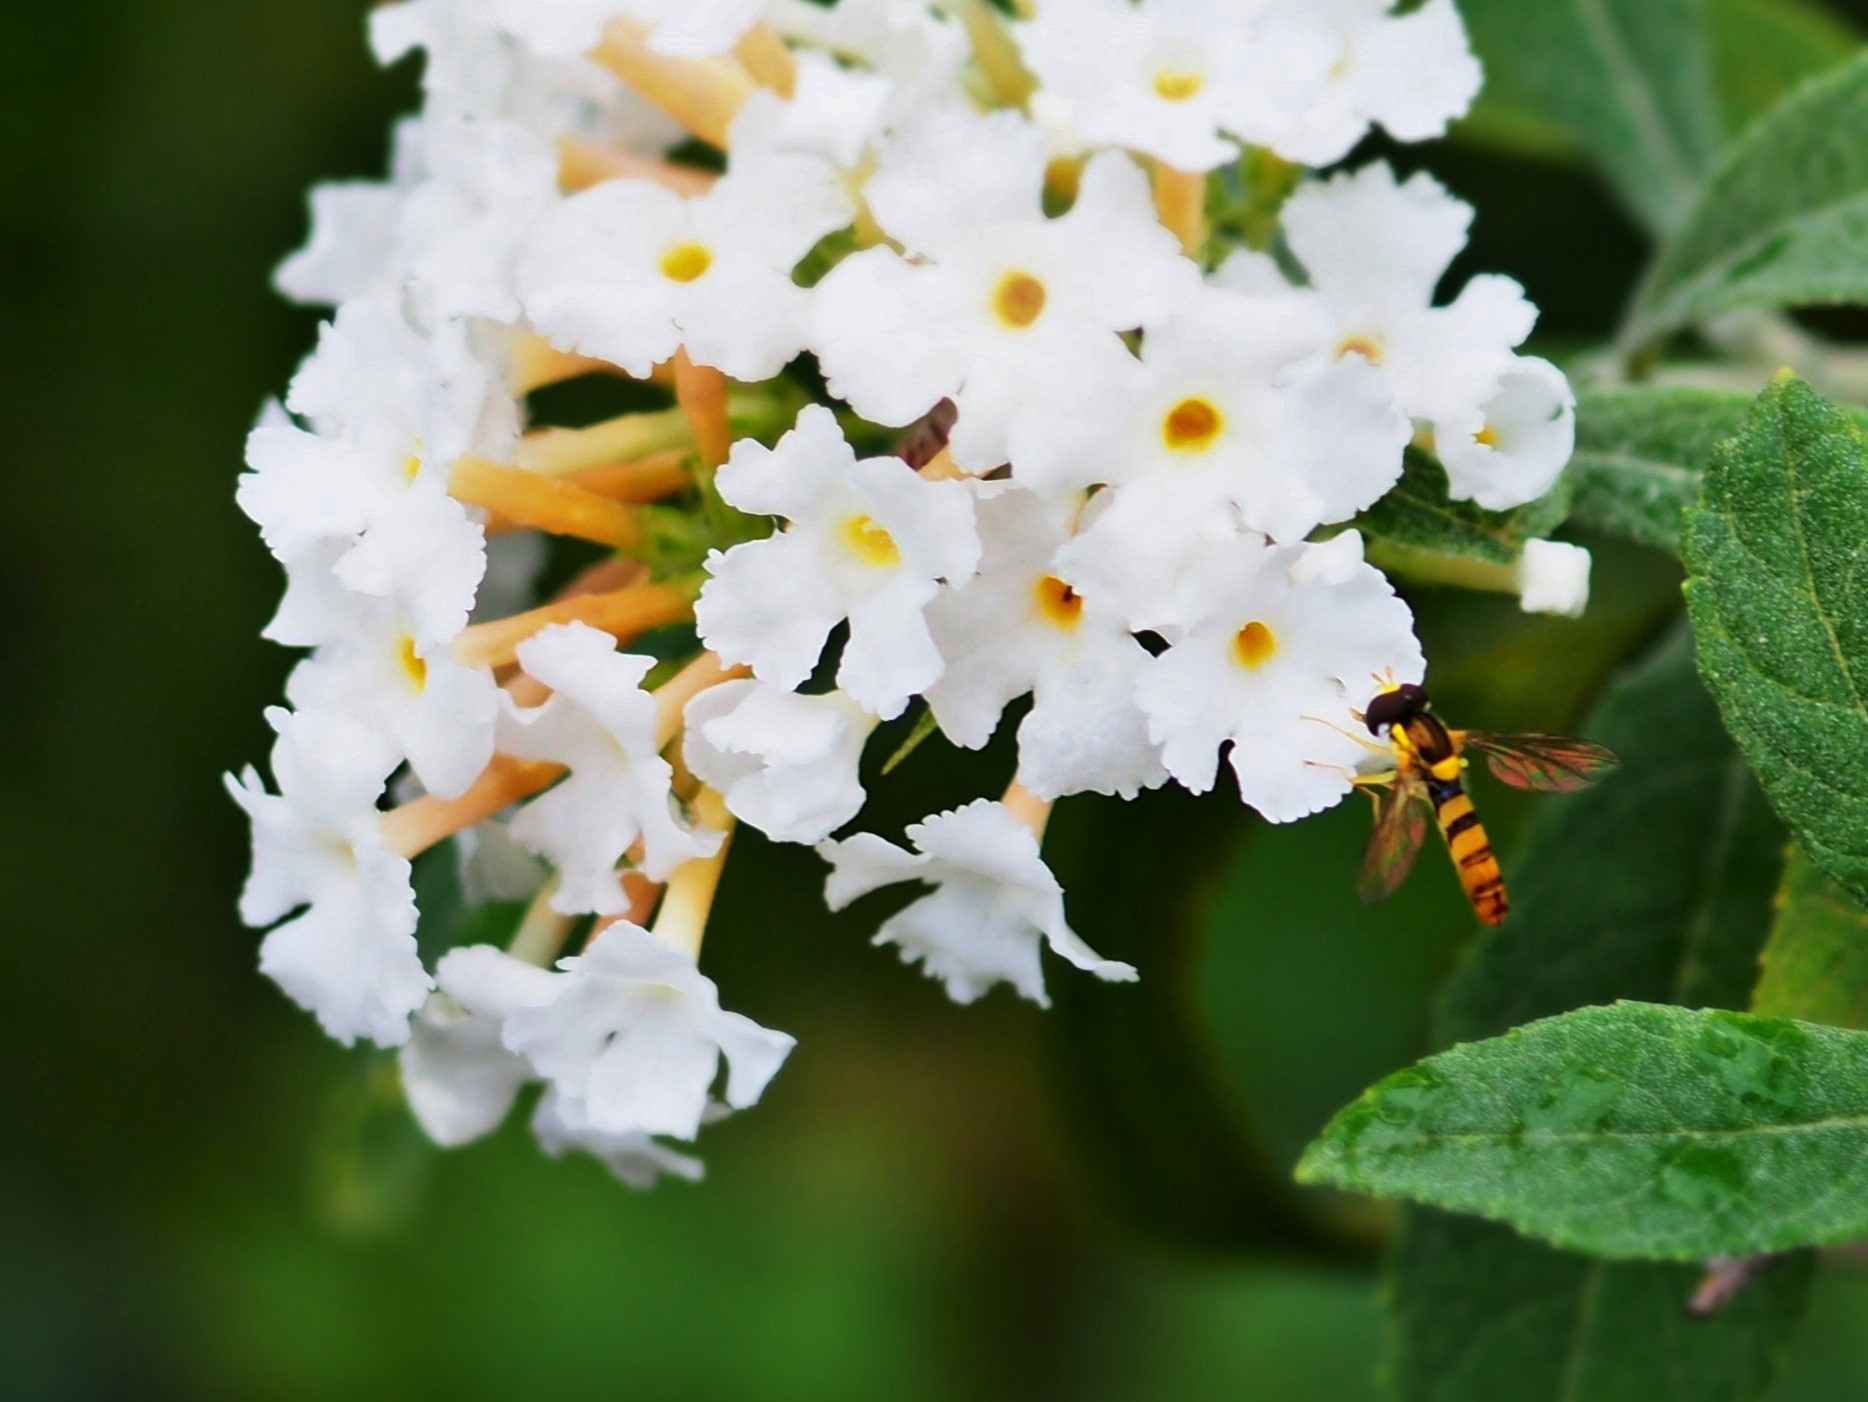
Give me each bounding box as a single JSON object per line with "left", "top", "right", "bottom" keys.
{"left": 506, "top": 334, "right": 617, "bottom": 394}
{"left": 673, "top": 349, "right": 735, "bottom": 469}
{"left": 507, "top": 877, "right": 577, "bottom": 967}
{"left": 560, "top": 450, "right": 695, "bottom": 505}
{"left": 382, "top": 757, "right": 565, "bottom": 860}
{"left": 449, "top": 455, "right": 647, "bottom": 549}
{"left": 556, "top": 136, "right": 720, "bottom": 197}
{"left": 1153, "top": 162, "right": 1208, "bottom": 261}
{"left": 518, "top": 407, "right": 695, "bottom": 477}
{"left": 451, "top": 580, "right": 699, "bottom": 670}
{"left": 1002, "top": 776, "right": 1053, "bottom": 841}
{"left": 653, "top": 652, "right": 751, "bottom": 750}
{"left": 1362, "top": 538, "right": 1522, "bottom": 596}
{"left": 940, "top": 0, "right": 1037, "bottom": 109}
{"left": 733, "top": 23, "right": 798, "bottom": 97}
{"left": 593, "top": 19, "right": 756, "bottom": 148}
{"left": 650, "top": 788, "right": 735, "bottom": 960}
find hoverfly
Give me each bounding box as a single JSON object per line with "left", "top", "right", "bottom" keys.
{"left": 1353, "top": 683, "right": 1618, "bottom": 925}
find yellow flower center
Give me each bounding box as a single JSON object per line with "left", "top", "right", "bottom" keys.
{"left": 397, "top": 635, "right": 428, "bottom": 691}
{"left": 1233, "top": 620, "right": 1277, "bottom": 671}
{"left": 992, "top": 271, "right": 1048, "bottom": 329}
{"left": 1153, "top": 69, "right": 1204, "bottom": 102}
{"left": 1473, "top": 424, "right": 1501, "bottom": 449}
{"left": 1337, "top": 335, "right": 1384, "bottom": 366}
{"left": 1034, "top": 575, "right": 1084, "bottom": 630}
{"left": 402, "top": 453, "right": 423, "bottom": 482}
{"left": 1162, "top": 397, "right": 1225, "bottom": 453}
{"left": 840, "top": 513, "right": 901, "bottom": 567}
{"left": 660, "top": 241, "right": 713, "bottom": 284}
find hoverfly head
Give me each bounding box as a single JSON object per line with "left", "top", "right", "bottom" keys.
{"left": 1363, "top": 682, "right": 1430, "bottom": 736}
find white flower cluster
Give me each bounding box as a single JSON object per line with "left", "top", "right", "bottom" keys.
{"left": 233, "top": 0, "right": 1587, "bottom": 1186}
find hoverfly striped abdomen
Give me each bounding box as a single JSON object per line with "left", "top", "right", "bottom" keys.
{"left": 1355, "top": 683, "right": 1571, "bottom": 928}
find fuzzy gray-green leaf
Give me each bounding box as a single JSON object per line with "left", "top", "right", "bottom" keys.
{"left": 1631, "top": 52, "right": 1868, "bottom": 340}
{"left": 1301, "top": 1001, "right": 1868, "bottom": 1259}
{"left": 1459, "top": 0, "right": 1723, "bottom": 234}
{"left": 1571, "top": 387, "right": 1868, "bottom": 553}
{"left": 1682, "top": 375, "right": 1868, "bottom": 905}
{"left": 1357, "top": 449, "right": 1570, "bottom": 565}
{"left": 1568, "top": 388, "right": 1756, "bottom": 551}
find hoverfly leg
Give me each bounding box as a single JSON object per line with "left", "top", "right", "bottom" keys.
{"left": 1302, "top": 712, "right": 1391, "bottom": 756}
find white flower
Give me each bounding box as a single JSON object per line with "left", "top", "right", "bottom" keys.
{"left": 683, "top": 679, "right": 877, "bottom": 844}
{"left": 481, "top": 0, "right": 629, "bottom": 58}
{"left": 516, "top": 149, "right": 852, "bottom": 380}
{"left": 329, "top": 477, "right": 490, "bottom": 650}
{"left": 819, "top": 799, "right": 1135, "bottom": 1007}
{"left": 1014, "top": 0, "right": 1269, "bottom": 173}
{"left": 239, "top": 294, "right": 503, "bottom": 648}
{"left": 1050, "top": 485, "right": 1249, "bottom": 636}
{"left": 532, "top": 1090, "right": 708, "bottom": 1188}
{"left": 276, "top": 119, "right": 426, "bottom": 307}
{"left": 811, "top": 103, "right": 1196, "bottom": 472}
{"left": 1516, "top": 540, "right": 1592, "bottom": 619}
{"left": 386, "top": 115, "right": 563, "bottom": 324}
{"left": 1041, "top": 285, "right": 1408, "bottom": 614}
{"left": 1219, "top": 164, "right": 1536, "bottom": 426}
{"left": 617, "top": 0, "right": 768, "bottom": 59}
{"left": 1136, "top": 531, "right": 1425, "bottom": 822}
{"left": 500, "top": 622, "right": 724, "bottom": 913}
{"left": 694, "top": 406, "right": 979, "bottom": 719}
{"left": 437, "top": 924, "right": 796, "bottom": 1140}
{"left": 924, "top": 487, "right": 1166, "bottom": 800}
{"left": 400, "top": 993, "right": 532, "bottom": 1147}
{"left": 729, "top": 51, "right": 894, "bottom": 169}
{"left": 284, "top": 600, "right": 499, "bottom": 801}
{"left": 1246, "top": 0, "right": 1481, "bottom": 166}
{"left": 1435, "top": 357, "right": 1578, "bottom": 511}
{"left": 768, "top": 0, "right": 967, "bottom": 129}
{"left": 226, "top": 707, "right": 429, "bottom": 1047}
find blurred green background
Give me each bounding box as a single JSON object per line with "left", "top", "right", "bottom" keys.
{"left": 12, "top": 2, "right": 1868, "bottom": 1398}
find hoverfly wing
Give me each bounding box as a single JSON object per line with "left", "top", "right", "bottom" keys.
{"left": 1458, "top": 731, "right": 1620, "bottom": 793}
{"left": 1357, "top": 776, "right": 1432, "bottom": 906}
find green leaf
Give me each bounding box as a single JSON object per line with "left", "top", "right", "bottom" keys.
{"left": 1357, "top": 448, "right": 1570, "bottom": 566}
{"left": 1570, "top": 387, "right": 1868, "bottom": 554}
{"left": 1568, "top": 387, "right": 1756, "bottom": 552}
{"left": 1683, "top": 375, "right": 1868, "bottom": 905}
{"left": 1459, "top": 0, "right": 1723, "bottom": 235}
{"left": 1630, "top": 53, "right": 1868, "bottom": 341}
{"left": 1440, "top": 627, "right": 1784, "bottom": 1045}
{"left": 1388, "top": 1210, "right": 1814, "bottom": 1402}
{"left": 1753, "top": 844, "right": 1868, "bottom": 1031}
{"left": 1711, "top": 0, "right": 1863, "bottom": 132}
{"left": 1300, "top": 1001, "right": 1868, "bottom": 1260}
